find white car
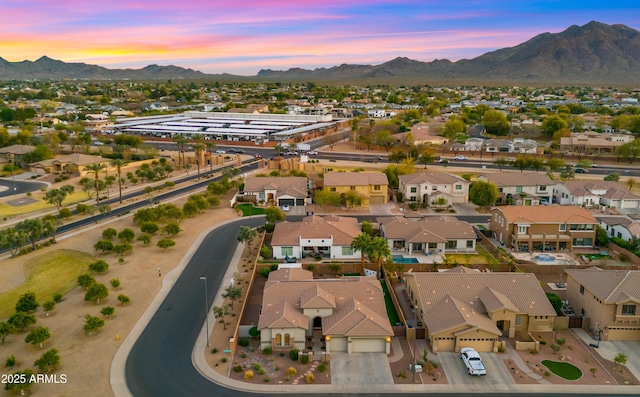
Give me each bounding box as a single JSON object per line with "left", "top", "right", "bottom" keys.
{"left": 307, "top": 150, "right": 318, "bottom": 155}
{"left": 281, "top": 205, "right": 290, "bottom": 212}
{"left": 460, "top": 347, "right": 487, "bottom": 376}
{"left": 215, "top": 150, "right": 226, "bottom": 154}
{"left": 454, "top": 155, "right": 467, "bottom": 160}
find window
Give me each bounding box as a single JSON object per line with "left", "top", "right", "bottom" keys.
{"left": 446, "top": 241, "right": 457, "bottom": 249}
{"left": 516, "top": 186, "right": 523, "bottom": 193}
{"left": 466, "top": 240, "right": 474, "bottom": 248}
{"left": 517, "top": 225, "right": 528, "bottom": 234}
{"left": 498, "top": 188, "right": 503, "bottom": 193}
{"left": 455, "top": 184, "right": 462, "bottom": 190}
{"left": 258, "top": 192, "right": 265, "bottom": 199}
{"left": 539, "top": 185, "right": 547, "bottom": 191}
{"left": 410, "top": 187, "right": 417, "bottom": 193}
{"left": 559, "top": 224, "right": 566, "bottom": 231}
{"left": 432, "top": 186, "right": 437, "bottom": 191}
{"left": 410, "top": 196, "right": 416, "bottom": 202}
{"left": 621, "top": 304, "right": 636, "bottom": 315}
{"left": 281, "top": 247, "right": 293, "bottom": 256}
{"left": 342, "top": 246, "right": 354, "bottom": 256}
{"left": 350, "top": 186, "right": 356, "bottom": 190}
{"left": 573, "top": 238, "right": 592, "bottom": 246}
{"left": 373, "top": 185, "right": 381, "bottom": 191}
{"left": 330, "top": 187, "right": 336, "bottom": 192}
{"left": 580, "top": 285, "right": 585, "bottom": 295}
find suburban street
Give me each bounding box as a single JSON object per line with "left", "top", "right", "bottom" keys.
{"left": 0, "top": 178, "right": 48, "bottom": 198}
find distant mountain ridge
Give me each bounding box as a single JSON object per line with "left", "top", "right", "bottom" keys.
{"left": 1, "top": 21, "right": 640, "bottom": 84}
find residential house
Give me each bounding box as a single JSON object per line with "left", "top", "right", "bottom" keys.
{"left": 404, "top": 122, "right": 448, "bottom": 145}
{"left": 477, "top": 173, "right": 556, "bottom": 204}
{"left": 565, "top": 268, "right": 640, "bottom": 340}
{"left": 398, "top": 172, "right": 470, "bottom": 205}
{"left": 242, "top": 176, "right": 308, "bottom": 207}
{"left": 490, "top": 206, "right": 598, "bottom": 252}
{"left": 596, "top": 215, "right": 640, "bottom": 241}
{"left": 323, "top": 172, "right": 388, "bottom": 206}
{"left": 258, "top": 268, "right": 393, "bottom": 354}
{"left": 484, "top": 139, "right": 514, "bottom": 153}
{"left": 464, "top": 137, "right": 485, "bottom": 151}
{"left": 271, "top": 215, "right": 362, "bottom": 260}
{"left": 512, "top": 138, "right": 538, "bottom": 154}
{"left": 29, "top": 153, "right": 110, "bottom": 175}
{"left": 560, "top": 133, "right": 634, "bottom": 155}
{"left": 404, "top": 268, "right": 556, "bottom": 352}
{"left": 0, "top": 145, "right": 36, "bottom": 167}
{"left": 553, "top": 181, "right": 640, "bottom": 209}
{"left": 84, "top": 114, "right": 113, "bottom": 132}
{"left": 379, "top": 216, "right": 477, "bottom": 255}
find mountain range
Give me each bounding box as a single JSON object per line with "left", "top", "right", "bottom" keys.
{"left": 1, "top": 21, "right": 639, "bottom": 85}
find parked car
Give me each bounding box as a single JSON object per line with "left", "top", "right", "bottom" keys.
{"left": 235, "top": 149, "right": 245, "bottom": 154}
{"left": 307, "top": 150, "right": 318, "bottom": 155}
{"left": 454, "top": 155, "right": 467, "bottom": 160}
{"left": 215, "top": 150, "right": 226, "bottom": 154}
{"left": 281, "top": 205, "right": 290, "bottom": 212}
{"left": 460, "top": 347, "right": 486, "bottom": 376}
{"left": 575, "top": 167, "right": 588, "bottom": 174}
{"left": 540, "top": 199, "right": 549, "bottom": 205}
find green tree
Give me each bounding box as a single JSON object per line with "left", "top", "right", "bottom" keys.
{"left": 469, "top": 181, "right": 498, "bottom": 207}
{"left": 443, "top": 116, "right": 466, "bottom": 139}
{"left": 494, "top": 157, "right": 509, "bottom": 171}
{"left": 15, "top": 291, "right": 38, "bottom": 313}
{"left": 110, "top": 278, "right": 121, "bottom": 289}
{"left": 83, "top": 315, "right": 105, "bottom": 335}
{"left": 237, "top": 226, "right": 258, "bottom": 253}
{"left": 137, "top": 233, "right": 152, "bottom": 245}
{"left": 3, "top": 368, "right": 35, "bottom": 394}
{"left": 513, "top": 155, "right": 532, "bottom": 172}
{"left": 117, "top": 228, "right": 135, "bottom": 243}
{"left": 545, "top": 293, "right": 563, "bottom": 315}
{"left": 541, "top": 115, "right": 569, "bottom": 137}
{"left": 559, "top": 166, "right": 575, "bottom": 181}
{"left": 113, "top": 243, "right": 133, "bottom": 255}
{"left": 42, "top": 301, "right": 55, "bottom": 316}
{"left": 101, "top": 306, "right": 115, "bottom": 317}
{"left": 102, "top": 228, "right": 117, "bottom": 240}
{"left": 110, "top": 159, "right": 129, "bottom": 204}
{"left": 24, "top": 326, "right": 50, "bottom": 348}
{"left": 191, "top": 141, "right": 206, "bottom": 179}
{"left": 614, "top": 353, "right": 628, "bottom": 370}
{"left": 222, "top": 286, "right": 242, "bottom": 309}
{"left": 604, "top": 172, "right": 620, "bottom": 182}
{"left": 140, "top": 222, "right": 160, "bottom": 234}
{"left": 35, "top": 348, "right": 60, "bottom": 372}
{"left": 117, "top": 294, "right": 131, "bottom": 306}
{"left": 164, "top": 222, "right": 181, "bottom": 236}
{"left": 84, "top": 163, "right": 107, "bottom": 204}
{"left": 15, "top": 218, "right": 44, "bottom": 250}
{"left": 43, "top": 185, "right": 74, "bottom": 212}
{"left": 94, "top": 239, "right": 114, "bottom": 253}
{"left": 213, "top": 304, "right": 232, "bottom": 330}
{"left": 418, "top": 151, "right": 435, "bottom": 169}
{"left": 546, "top": 158, "right": 566, "bottom": 173}
{"left": 482, "top": 109, "right": 510, "bottom": 136}
{"left": 0, "top": 321, "right": 13, "bottom": 344}
{"left": 315, "top": 190, "right": 341, "bottom": 206}
{"left": 84, "top": 283, "right": 109, "bottom": 304}
{"left": 595, "top": 226, "right": 609, "bottom": 246}
{"left": 367, "top": 236, "right": 392, "bottom": 278}
{"left": 58, "top": 207, "right": 73, "bottom": 220}
{"left": 8, "top": 312, "right": 36, "bottom": 332}
{"left": 156, "top": 238, "right": 176, "bottom": 252}
{"left": 343, "top": 190, "right": 363, "bottom": 210}
{"left": 264, "top": 207, "right": 286, "bottom": 223}
{"left": 77, "top": 274, "right": 96, "bottom": 289}
{"left": 89, "top": 260, "right": 109, "bottom": 274}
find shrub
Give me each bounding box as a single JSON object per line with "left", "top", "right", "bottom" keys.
{"left": 289, "top": 349, "right": 299, "bottom": 361}
{"left": 318, "top": 362, "right": 328, "bottom": 373}
{"left": 285, "top": 367, "right": 297, "bottom": 379}
{"left": 233, "top": 365, "right": 243, "bottom": 372}
{"left": 211, "top": 348, "right": 218, "bottom": 354}
{"left": 397, "top": 370, "right": 407, "bottom": 379}
{"left": 100, "top": 306, "right": 115, "bottom": 316}
{"left": 240, "top": 353, "right": 246, "bottom": 358}
{"left": 262, "top": 347, "right": 272, "bottom": 355}
{"left": 244, "top": 370, "right": 254, "bottom": 380}
{"left": 221, "top": 357, "right": 227, "bottom": 363}
{"left": 89, "top": 260, "right": 109, "bottom": 274}
{"left": 252, "top": 363, "right": 263, "bottom": 371}
{"left": 117, "top": 294, "right": 131, "bottom": 306}
{"left": 238, "top": 338, "right": 249, "bottom": 347}
{"left": 530, "top": 349, "right": 539, "bottom": 355}
{"left": 300, "top": 354, "right": 309, "bottom": 364}
{"left": 305, "top": 372, "right": 315, "bottom": 384}
{"left": 257, "top": 367, "right": 266, "bottom": 375}
{"left": 248, "top": 326, "right": 259, "bottom": 338}
{"left": 550, "top": 343, "right": 561, "bottom": 352}
{"left": 52, "top": 293, "right": 63, "bottom": 303}
{"left": 264, "top": 223, "right": 275, "bottom": 233}
{"left": 260, "top": 246, "right": 272, "bottom": 259}
{"left": 555, "top": 337, "right": 566, "bottom": 346}
{"left": 263, "top": 377, "right": 270, "bottom": 382}
{"left": 5, "top": 355, "right": 16, "bottom": 368}
{"left": 539, "top": 340, "right": 547, "bottom": 345}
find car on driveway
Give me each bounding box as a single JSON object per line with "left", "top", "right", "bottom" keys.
{"left": 460, "top": 347, "right": 486, "bottom": 376}
{"left": 281, "top": 205, "right": 290, "bottom": 212}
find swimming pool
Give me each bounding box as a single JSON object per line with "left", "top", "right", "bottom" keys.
{"left": 392, "top": 255, "right": 419, "bottom": 264}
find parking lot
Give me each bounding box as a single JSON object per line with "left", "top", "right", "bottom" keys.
{"left": 438, "top": 351, "right": 514, "bottom": 385}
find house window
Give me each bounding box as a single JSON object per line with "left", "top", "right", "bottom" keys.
{"left": 350, "top": 186, "right": 356, "bottom": 190}
{"left": 622, "top": 304, "right": 636, "bottom": 315}
{"left": 373, "top": 185, "right": 381, "bottom": 191}
{"left": 516, "top": 186, "right": 523, "bottom": 193}
{"left": 258, "top": 192, "right": 265, "bottom": 199}
{"left": 580, "top": 285, "right": 585, "bottom": 295}
{"left": 432, "top": 186, "right": 437, "bottom": 191}
{"left": 498, "top": 188, "right": 503, "bottom": 193}
{"left": 342, "top": 247, "right": 354, "bottom": 256}
{"left": 517, "top": 226, "right": 528, "bottom": 234}
{"left": 410, "top": 196, "right": 416, "bottom": 202}
{"left": 446, "top": 241, "right": 457, "bottom": 249}
{"left": 559, "top": 224, "right": 566, "bottom": 231}
{"left": 539, "top": 185, "right": 547, "bottom": 191}
{"left": 573, "top": 238, "right": 592, "bottom": 246}
{"left": 455, "top": 184, "right": 462, "bottom": 191}
{"left": 410, "top": 187, "right": 417, "bottom": 193}
{"left": 330, "top": 187, "right": 336, "bottom": 192}
{"left": 466, "top": 240, "right": 473, "bottom": 248}
{"left": 281, "top": 247, "right": 293, "bottom": 256}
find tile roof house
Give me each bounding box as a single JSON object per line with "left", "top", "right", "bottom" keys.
{"left": 565, "top": 268, "right": 640, "bottom": 340}
{"left": 270, "top": 215, "right": 362, "bottom": 260}
{"left": 404, "top": 268, "right": 556, "bottom": 352}
{"left": 0, "top": 144, "right": 36, "bottom": 167}
{"left": 379, "top": 216, "right": 477, "bottom": 255}
{"left": 596, "top": 215, "right": 640, "bottom": 242}
{"left": 258, "top": 268, "right": 393, "bottom": 355}
{"left": 29, "top": 153, "right": 110, "bottom": 175}
{"left": 490, "top": 206, "right": 598, "bottom": 252}
{"left": 553, "top": 181, "right": 640, "bottom": 209}
{"left": 242, "top": 176, "right": 308, "bottom": 207}
{"left": 478, "top": 173, "right": 556, "bottom": 205}
{"left": 323, "top": 172, "right": 389, "bottom": 206}
{"left": 399, "top": 172, "right": 470, "bottom": 206}
{"left": 560, "top": 133, "right": 634, "bottom": 155}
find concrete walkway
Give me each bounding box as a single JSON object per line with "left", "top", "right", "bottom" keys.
{"left": 388, "top": 337, "right": 404, "bottom": 363}
{"left": 573, "top": 328, "right": 640, "bottom": 381}
{"left": 502, "top": 339, "right": 549, "bottom": 383}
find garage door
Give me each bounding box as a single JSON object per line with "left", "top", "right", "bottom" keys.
{"left": 278, "top": 198, "right": 295, "bottom": 206}
{"left": 434, "top": 337, "right": 455, "bottom": 351}
{"left": 457, "top": 338, "right": 495, "bottom": 352}
{"left": 369, "top": 196, "right": 385, "bottom": 204}
{"left": 351, "top": 338, "right": 386, "bottom": 353}
{"left": 330, "top": 337, "right": 347, "bottom": 352}
{"left": 607, "top": 327, "right": 640, "bottom": 341}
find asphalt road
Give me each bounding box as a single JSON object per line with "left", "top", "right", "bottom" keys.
{"left": 0, "top": 178, "right": 48, "bottom": 198}
{"left": 123, "top": 217, "right": 635, "bottom": 397}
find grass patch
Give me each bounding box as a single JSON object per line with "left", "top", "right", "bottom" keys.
{"left": 585, "top": 254, "right": 613, "bottom": 261}
{"left": 541, "top": 360, "right": 582, "bottom": 380}
{"left": 236, "top": 204, "right": 266, "bottom": 217}
{"left": 445, "top": 246, "right": 499, "bottom": 266}
{"left": 0, "top": 249, "right": 96, "bottom": 319}
{"left": 379, "top": 280, "right": 401, "bottom": 325}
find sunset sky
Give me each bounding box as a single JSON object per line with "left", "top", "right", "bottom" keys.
{"left": 2, "top": 0, "right": 639, "bottom": 75}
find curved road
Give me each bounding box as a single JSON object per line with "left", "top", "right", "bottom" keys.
{"left": 0, "top": 178, "right": 48, "bottom": 198}
{"left": 123, "top": 217, "right": 635, "bottom": 397}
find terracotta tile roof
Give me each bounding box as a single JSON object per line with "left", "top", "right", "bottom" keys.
{"left": 324, "top": 171, "right": 388, "bottom": 187}
{"left": 405, "top": 271, "right": 556, "bottom": 317}
{"left": 479, "top": 173, "right": 555, "bottom": 187}
{"left": 265, "top": 268, "right": 313, "bottom": 290}
{"left": 493, "top": 206, "right": 598, "bottom": 225}
{"left": 300, "top": 285, "right": 336, "bottom": 309}
{"left": 243, "top": 176, "right": 308, "bottom": 199}
{"left": 563, "top": 180, "right": 640, "bottom": 200}
{"left": 441, "top": 266, "right": 480, "bottom": 274}
{"left": 565, "top": 269, "right": 640, "bottom": 303}
{"left": 381, "top": 216, "right": 476, "bottom": 241}
{"left": 478, "top": 287, "right": 519, "bottom": 313}
{"left": 399, "top": 172, "right": 470, "bottom": 186}
{"left": 423, "top": 295, "right": 502, "bottom": 336}
{"left": 257, "top": 300, "right": 309, "bottom": 330}
{"left": 30, "top": 153, "right": 108, "bottom": 167}
{"left": 322, "top": 298, "right": 393, "bottom": 336}
{"left": 271, "top": 215, "right": 362, "bottom": 246}
{"left": 0, "top": 144, "right": 35, "bottom": 154}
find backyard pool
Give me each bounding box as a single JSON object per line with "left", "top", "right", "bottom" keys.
{"left": 392, "top": 255, "right": 419, "bottom": 264}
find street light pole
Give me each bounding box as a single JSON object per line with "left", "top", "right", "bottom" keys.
{"left": 200, "top": 276, "right": 210, "bottom": 347}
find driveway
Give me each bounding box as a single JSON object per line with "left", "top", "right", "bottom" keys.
{"left": 438, "top": 351, "right": 514, "bottom": 385}
{"left": 330, "top": 352, "right": 394, "bottom": 385}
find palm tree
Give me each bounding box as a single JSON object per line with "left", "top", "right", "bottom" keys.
{"left": 191, "top": 142, "right": 206, "bottom": 179}
{"left": 84, "top": 163, "right": 107, "bottom": 204}
{"left": 274, "top": 144, "right": 284, "bottom": 158}
{"left": 350, "top": 233, "right": 372, "bottom": 275}
{"left": 172, "top": 135, "right": 187, "bottom": 166}
{"left": 367, "top": 236, "right": 392, "bottom": 279}
{"left": 110, "top": 159, "right": 129, "bottom": 203}
{"left": 289, "top": 142, "right": 298, "bottom": 154}
{"left": 206, "top": 141, "right": 217, "bottom": 172}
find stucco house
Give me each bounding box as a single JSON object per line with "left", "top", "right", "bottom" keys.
{"left": 242, "top": 176, "right": 308, "bottom": 206}
{"left": 257, "top": 267, "right": 393, "bottom": 355}
{"left": 404, "top": 268, "right": 556, "bottom": 352}
{"left": 553, "top": 181, "right": 640, "bottom": 209}
{"left": 478, "top": 173, "right": 556, "bottom": 204}
{"left": 0, "top": 144, "right": 35, "bottom": 167}
{"left": 398, "top": 172, "right": 470, "bottom": 205}
{"left": 565, "top": 268, "right": 640, "bottom": 340}
{"left": 270, "top": 215, "right": 362, "bottom": 260}
{"left": 596, "top": 215, "right": 640, "bottom": 241}
{"left": 29, "top": 153, "right": 110, "bottom": 175}
{"left": 323, "top": 172, "right": 388, "bottom": 206}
